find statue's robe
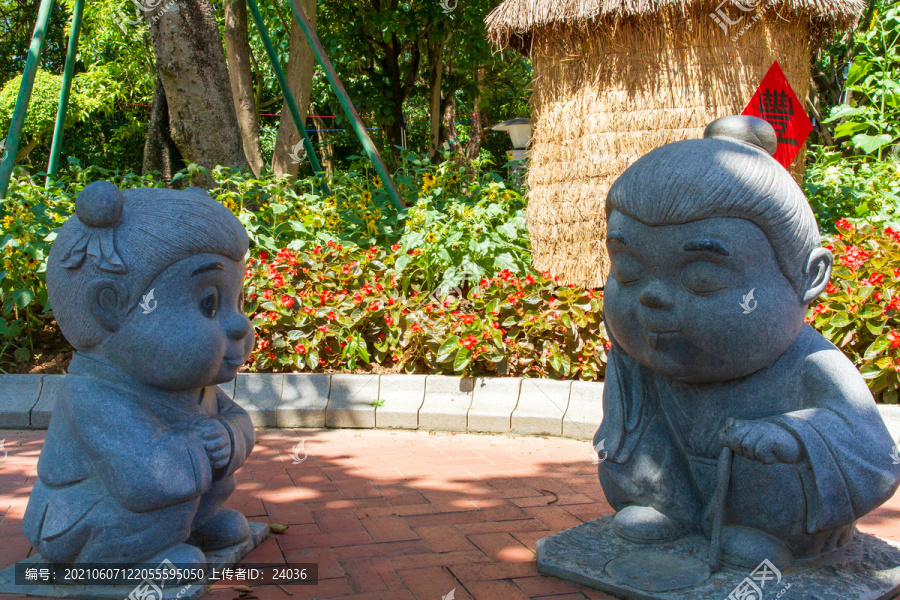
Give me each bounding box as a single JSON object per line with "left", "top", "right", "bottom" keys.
{"left": 22, "top": 353, "right": 254, "bottom": 564}
{"left": 596, "top": 325, "right": 900, "bottom": 558}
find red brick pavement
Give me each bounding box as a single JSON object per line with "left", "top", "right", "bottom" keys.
{"left": 0, "top": 428, "right": 897, "bottom": 600}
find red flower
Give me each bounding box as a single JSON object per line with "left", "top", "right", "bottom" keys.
{"left": 410, "top": 323, "right": 423, "bottom": 332}
{"left": 327, "top": 311, "right": 337, "bottom": 321}
{"left": 263, "top": 289, "right": 274, "bottom": 301}
{"left": 886, "top": 227, "right": 900, "bottom": 245}
{"left": 385, "top": 316, "right": 395, "bottom": 326}
{"left": 825, "top": 282, "right": 837, "bottom": 294}
{"left": 318, "top": 325, "right": 329, "bottom": 333}
{"left": 295, "top": 343, "right": 307, "bottom": 354}
{"left": 886, "top": 297, "right": 900, "bottom": 312}
{"left": 835, "top": 218, "right": 854, "bottom": 230}
{"left": 461, "top": 335, "right": 477, "bottom": 350}
{"left": 391, "top": 244, "right": 401, "bottom": 251}
{"left": 258, "top": 251, "right": 269, "bottom": 261}
{"left": 814, "top": 303, "right": 827, "bottom": 315}
{"left": 460, "top": 314, "right": 477, "bottom": 325}
{"left": 838, "top": 246, "right": 871, "bottom": 272}
{"left": 281, "top": 295, "right": 295, "bottom": 309}
{"left": 267, "top": 312, "right": 279, "bottom": 321}
{"left": 367, "top": 301, "right": 382, "bottom": 312}
{"left": 867, "top": 273, "right": 885, "bottom": 286}
{"left": 888, "top": 330, "right": 900, "bottom": 349}
{"left": 258, "top": 339, "right": 270, "bottom": 350}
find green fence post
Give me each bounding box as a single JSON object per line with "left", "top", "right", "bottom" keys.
{"left": 0, "top": 0, "right": 56, "bottom": 201}
{"left": 46, "top": 0, "right": 85, "bottom": 186}
{"left": 245, "top": 0, "right": 328, "bottom": 195}
{"left": 284, "top": 0, "right": 405, "bottom": 210}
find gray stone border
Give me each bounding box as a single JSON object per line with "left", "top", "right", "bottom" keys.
{"left": 1, "top": 373, "right": 899, "bottom": 442}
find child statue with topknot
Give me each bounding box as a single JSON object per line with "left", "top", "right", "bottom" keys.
{"left": 22, "top": 182, "right": 256, "bottom": 568}
{"left": 596, "top": 115, "right": 900, "bottom": 571}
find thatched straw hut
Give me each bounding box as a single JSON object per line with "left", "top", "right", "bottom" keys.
{"left": 487, "top": 0, "right": 864, "bottom": 287}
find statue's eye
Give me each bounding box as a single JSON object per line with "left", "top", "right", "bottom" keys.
{"left": 199, "top": 291, "right": 219, "bottom": 318}
{"left": 610, "top": 254, "right": 643, "bottom": 286}
{"left": 681, "top": 262, "right": 728, "bottom": 295}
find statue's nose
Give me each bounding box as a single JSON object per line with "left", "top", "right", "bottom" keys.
{"left": 638, "top": 281, "right": 674, "bottom": 310}
{"left": 225, "top": 310, "right": 252, "bottom": 340}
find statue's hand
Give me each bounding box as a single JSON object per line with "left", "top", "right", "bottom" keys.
{"left": 192, "top": 418, "right": 232, "bottom": 470}
{"left": 719, "top": 419, "right": 804, "bottom": 464}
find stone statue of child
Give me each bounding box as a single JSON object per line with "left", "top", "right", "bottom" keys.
{"left": 22, "top": 182, "right": 256, "bottom": 567}
{"left": 596, "top": 115, "right": 900, "bottom": 570}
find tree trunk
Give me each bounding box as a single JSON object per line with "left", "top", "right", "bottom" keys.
{"left": 427, "top": 38, "right": 444, "bottom": 160}
{"left": 146, "top": 0, "right": 249, "bottom": 184}
{"left": 312, "top": 114, "right": 334, "bottom": 177}
{"left": 224, "top": 0, "right": 264, "bottom": 176}
{"left": 442, "top": 97, "right": 464, "bottom": 155}
{"left": 271, "top": 0, "right": 316, "bottom": 178}
{"left": 465, "top": 67, "right": 486, "bottom": 161}
{"left": 143, "top": 73, "right": 186, "bottom": 184}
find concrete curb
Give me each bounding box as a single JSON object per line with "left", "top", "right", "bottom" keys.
{"left": 2, "top": 373, "right": 900, "bottom": 443}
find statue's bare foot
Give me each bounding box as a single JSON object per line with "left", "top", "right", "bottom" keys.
{"left": 188, "top": 508, "right": 250, "bottom": 550}
{"left": 720, "top": 525, "right": 792, "bottom": 571}
{"left": 612, "top": 506, "right": 691, "bottom": 543}
{"left": 142, "top": 543, "right": 207, "bottom": 571}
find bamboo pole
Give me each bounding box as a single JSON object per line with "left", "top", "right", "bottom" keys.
{"left": 0, "top": 0, "right": 56, "bottom": 200}
{"left": 46, "top": 0, "right": 85, "bottom": 185}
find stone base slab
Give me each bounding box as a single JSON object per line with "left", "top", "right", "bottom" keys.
{"left": 0, "top": 521, "right": 269, "bottom": 600}
{"left": 536, "top": 516, "right": 900, "bottom": 600}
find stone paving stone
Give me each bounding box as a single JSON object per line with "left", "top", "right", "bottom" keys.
{"left": 219, "top": 376, "right": 238, "bottom": 399}
{"left": 0, "top": 428, "right": 898, "bottom": 600}
{"left": 419, "top": 376, "right": 475, "bottom": 432}
{"left": 375, "top": 374, "right": 426, "bottom": 429}
{"left": 278, "top": 374, "right": 330, "bottom": 428}
{"left": 468, "top": 377, "right": 521, "bottom": 433}
{"left": 512, "top": 379, "right": 572, "bottom": 436}
{"left": 326, "top": 374, "right": 379, "bottom": 429}
{"left": 31, "top": 375, "right": 65, "bottom": 429}
{"left": 233, "top": 373, "right": 283, "bottom": 427}
{"left": 562, "top": 380, "right": 604, "bottom": 440}
{"left": 882, "top": 404, "right": 900, "bottom": 442}
{"left": 0, "top": 375, "right": 42, "bottom": 429}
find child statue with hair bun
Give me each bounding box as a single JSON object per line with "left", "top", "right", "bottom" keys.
{"left": 22, "top": 183, "right": 256, "bottom": 568}
{"left": 597, "top": 115, "right": 900, "bottom": 571}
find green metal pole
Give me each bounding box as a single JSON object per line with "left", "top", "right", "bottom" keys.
{"left": 245, "top": 0, "right": 327, "bottom": 194}
{"left": 284, "top": 0, "right": 405, "bottom": 210}
{"left": 0, "top": 0, "right": 56, "bottom": 200}
{"left": 46, "top": 0, "right": 85, "bottom": 185}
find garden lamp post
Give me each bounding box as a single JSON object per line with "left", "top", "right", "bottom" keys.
{"left": 492, "top": 117, "right": 531, "bottom": 185}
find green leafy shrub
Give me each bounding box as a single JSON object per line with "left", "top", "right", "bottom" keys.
{"left": 245, "top": 243, "right": 608, "bottom": 379}
{"left": 808, "top": 218, "right": 900, "bottom": 402}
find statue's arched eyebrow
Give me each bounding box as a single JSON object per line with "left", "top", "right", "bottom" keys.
{"left": 608, "top": 231, "right": 627, "bottom": 246}
{"left": 191, "top": 261, "right": 225, "bottom": 277}
{"left": 683, "top": 238, "right": 730, "bottom": 256}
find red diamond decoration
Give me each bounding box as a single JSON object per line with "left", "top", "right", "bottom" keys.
{"left": 741, "top": 61, "right": 813, "bottom": 169}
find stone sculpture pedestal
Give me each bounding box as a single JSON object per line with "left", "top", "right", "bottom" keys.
{"left": 0, "top": 522, "right": 268, "bottom": 600}
{"left": 537, "top": 516, "right": 900, "bottom": 600}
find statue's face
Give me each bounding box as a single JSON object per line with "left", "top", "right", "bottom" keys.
{"left": 107, "top": 253, "right": 254, "bottom": 391}
{"left": 604, "top": 211, "right": 806, "bottom": 384}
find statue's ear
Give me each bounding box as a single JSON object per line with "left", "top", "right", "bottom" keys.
{"left": 800, "top": 248, "right": 833, "bottom": 305}
{"left": 87, "top": 278, "right": 129, "bottom": 333}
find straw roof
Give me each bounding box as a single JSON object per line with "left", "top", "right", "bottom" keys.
{"left": 486, "top": 0, "right": 866, "bottom": 50}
